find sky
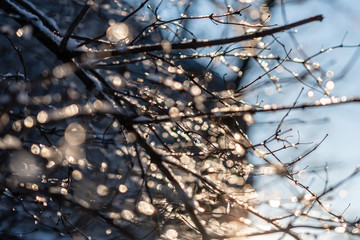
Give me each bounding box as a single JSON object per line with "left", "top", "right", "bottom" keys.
{"left": 247, "top": 0, "right": 360, "bottom": 238}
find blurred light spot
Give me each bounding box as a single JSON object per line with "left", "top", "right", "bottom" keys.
{"left": 106, "top": 23, "right": 129, "bottom": 42}
{"left": 197, "top": 207, "right": 205, "bottom": 213}
{"left": 127, "top": 132, "right": 136, "bottom": 143}
{"left": 121, "top": 209, "right": 134, "bottom": 220}
{"left": 235, "top": 144, "right": 245, "bottom": 156}
{"left": 169, "top": 107, "right": 180, "bottom": 117}
{"left": 109, "top": 76, "right": 122, "bottom": 89}
{"left": 326, "top": 70, "right": 334, "bottom": 79}
{"left": 254, "top": 148, "right": 267, "bottom": 158}
{"left": 37, "top": 111, "right": 48, "bottom": 124}
{"left": 250, "top": 10, "right": 260, "bottom": 19}
{"left": 12, "top": 120, "right": 22, "bottom": 132}
{"left": 325, "top": 80, "right": 335, "bottom": 92}
{"left": 165, "top": 229, "right": 178, "bottom": 239}
{"left": 312, "top": 62, "right": 320, "bottom": 70}
{"left": 119, "top": 184, "right": 128, "bottom": 193}
{"left": 339, "top": 189, "right": 347, "bottom": 198}
{"left": 190, "top": 85, "right": 201, "bottom": 96}
{"left": 303, "top": 193, "right": 313, "bottom": 201}
{"left": 242, "top": 218, "right": 252, "bottom": 225}
{"left": 10, "top": 151, "right": 40, "bottom": 179}
{"left": 137, "top": 201, "right": 155, "bottom": 216}
{"left": 147, "top": 181, "right": 155, "bottom": 188}
{"left": 307, "top": 90, "right": 314, "bottom": 98}
{"left": 24, "top": 116, "right": 35, "bottom": 128}
{"left": 0, "top": 134, "right": 22, "bottom": 149}
{"left": 234, "top": 133, "right": 241, "bottom": 141}
{"left": 243, "top": 113, "right": 254, "bottom": 125}
{"left": 16, "top": 28, "right": 24, "bottom": 37}
{"left": 172, "top": 81, "right": 183, "bottom": 90}
{"left": 31, "top": 144, "right": 40, "bottom": 155}
{"left": 334, "top": 227, "right": 346, "bottom": 233}
{"left": 100, "top": 162, "right": 108, "bottom": 172}
{"left": 298, "top": 169, "right": 307, "bottom": 179}
{"left": 60, "top": 188, "right": 68, "bottom": 195}
{"left": 106, "top": 229, "right": 112, "bottom": 235}
{"left": 64, "top": 104, "right": 79, "bottom": 117}
{"left": 268, "top": 199, "right": 281, "bottom": 208}
{"left": 65, "top": 122, "right": 86, "bottom": 146}
{"left": 53, "top": 63, "right": 74, "bottom": 79}
{"left": 46, "top": 161, "right": 55, "bottom": 168}
{"left": 97, "top": 184, "right": 109, "bottom": 196}
{"left": 32, "top": 183, "right": 39, "bottom": 191}
{"left": 161, "top": 40, "right": 172, "bottom": 53}
{"left": 72, "top": 170, "right": 83, "bottom": 180}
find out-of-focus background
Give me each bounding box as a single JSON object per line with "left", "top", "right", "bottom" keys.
{"left": 1, "top": 0, "right": 360, "bottom": 239}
